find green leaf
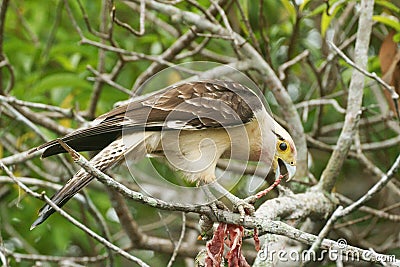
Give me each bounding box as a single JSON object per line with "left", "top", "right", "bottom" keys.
{"left": 32, "top": 73, "right": 91, "bottom": 95}
{"left": 299, "top": 0, "right": 311, "bottom": 12}
{"left": 394, "top": 32, "right": 400, "bottom": 43}
{"left": 321, "top": 0, "right": 343, "bottom": 37}
{"left": 240, "top": 0, "right": 249, "bottom": 16}
{"left": 375, "top": 0, "right": 400, "bottom": 13}
{"left": 236, "top": 0, "right": 249, "bottom": 35}
{"left": 280, "top": 0, "right": 297, "bottom": 23}
{"left": 321, "top": 12, "right": 331, "bottom": 37}
{"left": 306, "top": 2, "right": 327, "bottom": 17}
{"left": 372, "top": 15, "right": 400, "bottom": 31}
{"left": 53, "top": 53, "right": 83, "bottom": 71}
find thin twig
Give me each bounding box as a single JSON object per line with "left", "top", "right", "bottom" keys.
{"left": 76, "top": 0, "right": 108, "bottom": 38}
{"left": 166, "top": 213, "right": 186, "bottom": 267}
{"left": 84, "top": 192, "right": 114, "bottom": 266}
{"left": 329, "top": 41, "right": 400, "bottom": 117}
{"left": 0, "top": 95, "right": 80, "bottom": 119}
{"left": 175, "top": 37, "right": 211, "bottom": 60}
{"left": 6, "top": 251, "right": 108, "bottom": 264}
{"left": 336, "top": 194, "right": 400, "bottom": 224}
{"left": 0, "top": 221, "right": 8, "bottom": 267}
{"left": 0, "top": 163, "right": 43, "bottom": 199}
{"left": 129, "top": 0, "right": 229, "bottom": 92}
{"left": 109, "top": 190, "right": 146, "bottom": 246}
{"left": 86, "top": 0, "right": 110, "bottom": 120}
{"left": 339, "top": 154, "right": 400, "bottom": 217}
{"left": 278, "top": 50, "right": 310, "bottom": 81}
{"left": 63, "top": 0, "right": 85, "bottom": 38}
{"left": 187, "top": 0, "right": 217, "bottom": 23}
{"left": 2, "top": 102, "right": 48, "bottom": 141}
{"left": 295, "top": 99, "right": 346, "bottom": 114}
{"left": 81, "top": 37, "right": 183, "bottom": 68}
{"left": 0, "top": 148, "right": 42, "bottom": 166}
{"left": 318, "top": 33, "right": 357, "bottom": 73}
{"left": 114, "top": 0, "right": 146, "bottom": 36}
{"left": 210, "top": 0, "right": 242, "bottom": 56}
{"left": 284, "top": 8, "right": 302, "bottom": 86}
{"left": 1, "top": 136, "right": 56, "bottom": 181}
{"left": 258, "top": 0, "right": 272, "bottom": 66}
{"left": 86, "top": 65, "right": 133, "bottom": 96}
{"left": 0, "top": 56, "right": 14, "bottom": 94}
{"left": 0, "top": 176, "right": 84, "bottom": 202}
{"left": 0, "top": 0, "right": 10, "bottom": 94}
{"left": 189, "top": 30, "right": 233, "bottom": 40}
{"left": 234, "top": 0, "right": 262, "bottom": 54}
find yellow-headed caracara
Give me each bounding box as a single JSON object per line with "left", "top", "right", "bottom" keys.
{"left": 30, "top": 80, "right": 297, "bottom": 229}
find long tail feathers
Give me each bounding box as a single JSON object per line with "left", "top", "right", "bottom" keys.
{"left": 30, "top": 169, "right": 95, "bottom": 229}
{"left": 31, "top": 133, "right": 156, "bottom": 229}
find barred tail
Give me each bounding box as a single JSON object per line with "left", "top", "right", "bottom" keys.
{"left": 31, "top": 137, "right": 129, "bottom": 229}
{"left": 31, "top": 132, "right": 159, "bottom": 229}
{"left": 30, "top": 170, "right": 95, "bottom": 229}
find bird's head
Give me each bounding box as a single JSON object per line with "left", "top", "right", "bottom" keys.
{"left": 272, "top": 120, "right": 297, "bottom": 181}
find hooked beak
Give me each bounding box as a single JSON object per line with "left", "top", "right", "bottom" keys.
{"left": 284, "top": 162, "right": 296, "bottom": 181}
{"left": 275, "top": 159, "right": 297, "bottom": 181}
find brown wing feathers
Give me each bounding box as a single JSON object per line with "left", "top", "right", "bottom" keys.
{"left": 38, "top": 80, "right": 260, "bottom": 158}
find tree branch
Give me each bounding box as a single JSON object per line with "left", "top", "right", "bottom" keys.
{"left": 318, "top": 0, "right": 374, "bottom": 192}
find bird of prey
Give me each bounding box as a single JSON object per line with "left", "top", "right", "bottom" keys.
{"left": 30, "top": 80, "right": 297, "bottom": 229}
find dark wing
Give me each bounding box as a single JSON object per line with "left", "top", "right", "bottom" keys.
{"left": 39, "top": 80, "right": 263, "bottom": 157}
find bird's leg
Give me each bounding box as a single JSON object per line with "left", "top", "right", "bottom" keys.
{"left": 208, "top": 181, "right": 255, "bottom": 220}
{"left": 244, "top": 174, "right": 284, "bottom": 204}
{"left": 199, "top": 182, "right": 227, "bottom": 218}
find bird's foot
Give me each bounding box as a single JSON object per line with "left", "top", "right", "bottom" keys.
{"left": 208, "top": 196, "right": 254, "bottom": 222}
{"left": 221, "top": 191, "right": 255, "bottom": 221}
{"left": 203, "top": 181, "right": 254, "bottom": 221}
{"left": 232, "top": 198, "right": 255, "bottom": 221}
{"left": 209, "top": 199, "right": 228, "bottom": 215}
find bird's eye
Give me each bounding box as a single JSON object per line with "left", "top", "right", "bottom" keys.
{"left": 279, "top": 142, "right": 288, "bottom": 151}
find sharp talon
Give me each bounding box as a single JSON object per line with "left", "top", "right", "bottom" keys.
{"left": 238, "top": 205, "right": 245, "bottom": 221}
{"left": 210, "top": 202, "right": 219, "bottom": 215}
{"left": 244, "top": 196, "right": 257, "bottom": 205}
{"left": 233, "top": 199, "right": 255, "bottom": 220}
{"left": 215, "top": 200, "right": 228, "bottom": 210}
{"left": 207, "top": 200, "right": 228, "bottom": 221}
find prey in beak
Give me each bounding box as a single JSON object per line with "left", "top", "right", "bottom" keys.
{"left": 276, "top": 158, "right": 297, "bottom": 181}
